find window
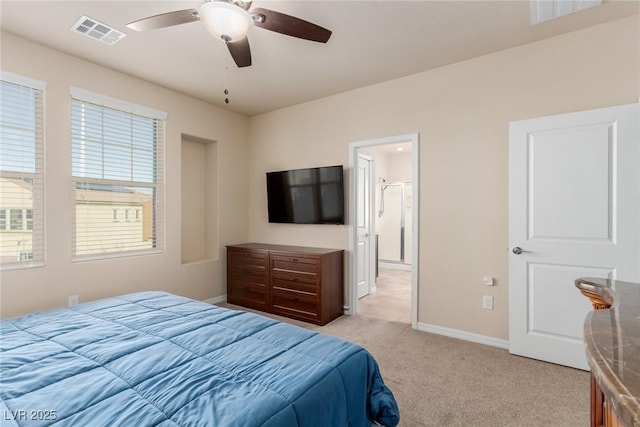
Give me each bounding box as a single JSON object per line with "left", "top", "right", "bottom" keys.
{"left": 9, "top": 209, "right": 23, "bottom": 230}
{"left": 0, "top": 208, "right": 32, "bottom": 231}
{"left": 70, "top": 88, "right": 166, "bottom": 259}
{"left": 26, "top": 209, "right": 33, "bottom": 230}
{"left": 0, "top": 72, "right": 45, "bottom": 268}
{"left": 19, "top": 252, "right": 33, "bottom": 261}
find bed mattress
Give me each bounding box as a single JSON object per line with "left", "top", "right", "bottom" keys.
{"left": 0, "top": 291, "right": 399, "bottom": 426}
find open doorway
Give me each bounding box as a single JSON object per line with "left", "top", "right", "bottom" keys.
{"left": 349, "top": 133, "right": 419, "bottom": 328}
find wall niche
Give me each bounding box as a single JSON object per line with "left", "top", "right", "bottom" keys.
{"left": 181, "top": 134, "right": 218, "bottom": 264}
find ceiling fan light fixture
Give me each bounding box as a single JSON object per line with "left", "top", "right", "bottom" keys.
{"left": 198, "top": 2, "right": 253, "bottom": 42}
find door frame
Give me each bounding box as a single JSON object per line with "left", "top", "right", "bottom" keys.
{"left": 356, "top": 153, "right": 374, "bottom": 299}
{"left": 348, "top": 132, "right": 420, "bottom": 329}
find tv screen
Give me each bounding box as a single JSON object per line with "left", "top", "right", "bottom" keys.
{"left": 266, "top": 165, "right": 345, "bottom": 224}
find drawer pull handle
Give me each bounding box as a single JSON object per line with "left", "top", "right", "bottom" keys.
{"left": 289, "top": 277, "right": 299, "bottom": 282}
{"left": 285, "top": 296, "right": 296, "bottom": 301}
{"left": 290, "top": 258, "right": 299, "bottom": 262}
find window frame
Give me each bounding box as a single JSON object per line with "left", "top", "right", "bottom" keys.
{"left": 0, "top": 71, "right": 46, "bottom": 270}
{"left": 69, "top": 87, "right": 166, "bottom": 262}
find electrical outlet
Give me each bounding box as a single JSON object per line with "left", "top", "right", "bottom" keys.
{"left": 68, "top": 295, "right": 79, "bottom": 307}
{"left": 482, "top": 295, "right": 494, "bottom": 310}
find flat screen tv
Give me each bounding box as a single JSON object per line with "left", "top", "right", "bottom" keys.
{"left": 266, "top": 165, "right": 345, "bottom": 225}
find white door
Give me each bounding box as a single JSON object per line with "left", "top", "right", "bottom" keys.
{"left": 509, "top": 103, "right": 639, "bottom": 370}
{"left": 356, "top": 154, "right": 373, "bottom": 298}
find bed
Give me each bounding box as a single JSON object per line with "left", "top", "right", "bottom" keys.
{"left": 0, "top": 291, "right": 399, "bottom": 427}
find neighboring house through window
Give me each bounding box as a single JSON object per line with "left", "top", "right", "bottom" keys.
{"left": 70, "top": 87, "right": 166, "bottom": 260}
{"left": 0, "top": 72, "right": 45, "bottom": 268}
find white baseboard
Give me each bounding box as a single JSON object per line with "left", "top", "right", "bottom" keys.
{"left": 416, "top": 322, "right": 509, "bottom": 350}
{"left": 203, "top": 294, "right": 227, "bottom": 305}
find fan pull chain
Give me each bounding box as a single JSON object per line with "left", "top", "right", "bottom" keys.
{"left": 224, "top": 54, "right": 230, "bottom": 104}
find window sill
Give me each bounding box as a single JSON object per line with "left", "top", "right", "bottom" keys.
{"left": 1, "top": 261, "right": 45, "bottom": 271}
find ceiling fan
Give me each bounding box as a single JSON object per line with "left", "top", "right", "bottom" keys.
{"left": 126, "top": 0, "right": 332, "bottom": 68}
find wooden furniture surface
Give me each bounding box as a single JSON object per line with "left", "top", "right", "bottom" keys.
{"left": 227, "top": 243, "right": 344, "bottom": 325}
{"left": 575, "top": 277, "right": 640, "bottom": 427}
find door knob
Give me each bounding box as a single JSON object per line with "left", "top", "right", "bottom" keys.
{"left": 512, "top": 247, "right": 524, "bottom": 254}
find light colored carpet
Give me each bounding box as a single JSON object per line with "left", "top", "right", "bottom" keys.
{"left": 221, "top": 303, "right": 590, "bottom": 426}
{"left": 312, "top": 315, "right": 589, "bottom": 426}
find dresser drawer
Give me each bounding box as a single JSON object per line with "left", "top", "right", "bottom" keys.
{"left": 229, "top": 248, "right": 268, "bottom": 268}
{"left": 271, "top": 272, "right": 318, "bottom": 296}
{"left": 228, "top": 283, "right": 267, "bottom": 309}
{"left": 271, "top": 254, "right": 319, "bottom": 275}
{"left": 229, "top": 266, "right": 268, "bottom": 286}
{"left": 270, "top": 290, "right": 319, "bottom": 322}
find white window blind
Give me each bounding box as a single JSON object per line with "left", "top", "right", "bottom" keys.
{"left": 71, "top": 93, "right": 165, "bottom": 260}
{"left": 0, "top": 74, "right": 45, "bottom": 269}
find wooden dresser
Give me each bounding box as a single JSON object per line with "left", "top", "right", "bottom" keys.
{"left": 575, "top": 277, "right": 640, "bottom": 427}
{"left": 227, "top": 243, "right": 344, "bottom": 325}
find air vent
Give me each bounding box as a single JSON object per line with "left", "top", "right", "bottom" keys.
{"left": 531, "top": 0, "right": 602, "bottom": 25}
{"left": 71, "top": 15, "right": 126, "bottom": 45}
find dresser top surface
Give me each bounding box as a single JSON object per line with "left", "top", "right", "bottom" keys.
{"left": 227, "top": 243, "right": 343, "bottom": 255}
{"left": 575, "top": 277, "right": 640, "bottom": 426}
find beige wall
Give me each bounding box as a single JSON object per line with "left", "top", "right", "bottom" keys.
{"left": 2, "top": 17, "right": 638, "bottom": 340}
{"left": 364, "top": 148, "right": 412, "bottom": 235}
{"left": 0, "top": 32, "right": 250, "bottom": 319}
{"left": 385, "top": 151, "right": 412, "bottom": 184}
{"left": 247, "top": 17, "right": 640, "bottom": 340}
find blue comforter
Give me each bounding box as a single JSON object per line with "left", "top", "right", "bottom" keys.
{"left": 0, "top": 292, "right": 399, "bottom": 426}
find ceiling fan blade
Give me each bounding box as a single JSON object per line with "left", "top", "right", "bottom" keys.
{"left": 251, "top": 7, "right": 332, "bottom": 43}
{"left": 127, "top": 9, "right": 199, "bottom": 32}
{"left": 226, "top": 37, "right": 252, "bottom": 68}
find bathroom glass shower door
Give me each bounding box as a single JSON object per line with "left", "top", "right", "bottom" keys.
{"left": 378, "top": 182, "right": 412, "bottom": 265}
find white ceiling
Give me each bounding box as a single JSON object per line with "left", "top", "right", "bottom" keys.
{"left": 1, "top": 1, "right": 638, "bottom": 116}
